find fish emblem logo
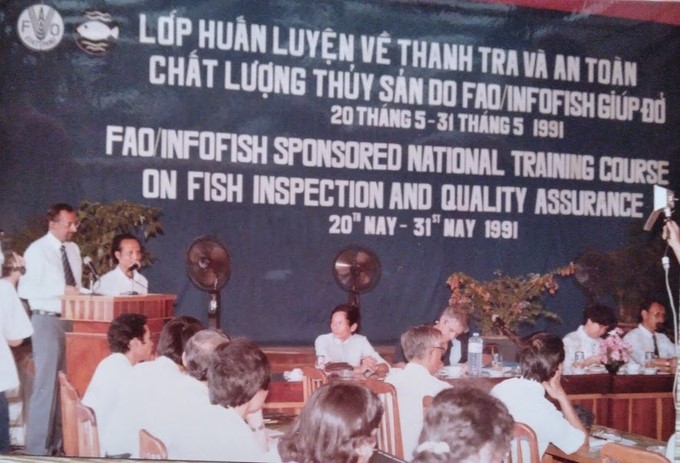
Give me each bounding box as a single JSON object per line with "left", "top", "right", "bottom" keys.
{"left": 17, "top": 4, "right": 64, "bottom": 51}
{"left": 75, "top": 11, "right": 119, "bottom": 55}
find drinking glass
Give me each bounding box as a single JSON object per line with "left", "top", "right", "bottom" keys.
{"left": 644, "top": 352, "right": 655, "bottom": 368}
{"left": 573, "top": 351, "right": 585, "bottom": 369}
{"left": 492, "top": 352, "right": 504, "bottom": 370}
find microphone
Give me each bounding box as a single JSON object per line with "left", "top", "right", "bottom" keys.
{"left": 83, "top": 256, "right": 99, "bottom": 281}
{"left": 128, "top": 263, "right": 140, "bottom": 272}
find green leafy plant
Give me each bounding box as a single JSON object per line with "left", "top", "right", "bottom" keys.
{"left": 447, "top": 264, "right": 574, "bottom": 335}
{"left": 8, "top": 200, "right": 163, "bottom": 285}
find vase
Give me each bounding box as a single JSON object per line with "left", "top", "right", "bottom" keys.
{"left": 605, "top": 362, "right": 624, "bottom": 375}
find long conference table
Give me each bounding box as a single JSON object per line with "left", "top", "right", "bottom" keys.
{"left": 264, "top": 360, "right": 676, "bottom": 442}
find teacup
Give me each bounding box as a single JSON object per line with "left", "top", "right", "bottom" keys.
{"left": 441, "top": 364, "right": 463, "bottom": 378}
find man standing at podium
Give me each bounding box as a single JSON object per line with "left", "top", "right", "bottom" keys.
{"left": 97, "top": 233, "right": 148, "bottom": 296}
{"left": 18, "top": 203, "right": 82, "bottom": 456}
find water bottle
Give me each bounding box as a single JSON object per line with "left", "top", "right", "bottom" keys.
{"left": 468, "top": 332, "right": 484, "bottom": 377}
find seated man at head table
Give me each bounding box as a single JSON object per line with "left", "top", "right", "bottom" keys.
{"left": 623, "top": 300, "right": 676, "bottom": 374}
{"left": 391, "top": 303, "right": 471, "bottom": 368}
{"left": 412, "top": 386, "right": 513, "bottom": 463}
{"left": 96, "top": 233, "right": 148, "bottom": 295}
{"left": 104, "top": 315, "right": 204, "bottom": 457}
{"left": 491, "top": 332, "right": 586, "bottom": 462}
{"left": 82, "top": 313, "right": 155, "bottom": 456}
{"left": 385, "top": 325, "right": 452, "bottom": 460}
{"left": 562, "top": 303, "right": 616, "bottom": 374}
{"left": 314, "top": 303, "right": 389, "bottom": 377}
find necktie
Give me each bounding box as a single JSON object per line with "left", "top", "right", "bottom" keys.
{"left": 652, "top": 332, "right": 659, "bottom": 357}
{"left": 61, "top": 245, "right": 76, "bottom": 286}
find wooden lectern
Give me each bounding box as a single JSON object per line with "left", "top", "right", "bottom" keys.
{"left": 61, "top": 294, "right": 175, "bottom": 396}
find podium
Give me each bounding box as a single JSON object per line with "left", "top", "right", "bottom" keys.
{"left": 61, "top": 294, "right": 175, "bottom": 396}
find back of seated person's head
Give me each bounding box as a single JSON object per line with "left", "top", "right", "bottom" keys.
{"left": 107, "top": 313, "right": 147, "bottom": 354}
{"left": 401, "top": 325, "right": 442, "bottom": 362}
{"left": 331, "top": 303, "right": 361, "bottom": 331}
{"left": 412, "top": 387, "right": 513, "bottom": 463}
{"left": 207, "top": 338, "right": 270, "bottom": 408}
{"left": 582, "top": 303, "right": 616, "bottom": 328}
{"left": 519, "top": 332, "right": 564, "bottom": 383}
{"left": 183, "top": 329, "right": 230, "bottom": 381}
{"left": 156, "top": 315, "right": 204, "bottom": 365}
{"left": 278, "top": 382, "right": 383, "bottom": 463}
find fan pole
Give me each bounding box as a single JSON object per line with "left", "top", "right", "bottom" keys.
{"left": 208, "top": 292, "right": 221, "bottom": 330}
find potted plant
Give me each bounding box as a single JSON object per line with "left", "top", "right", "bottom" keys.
{"left": 446, "top": 263, "right": 575, "bottom": 336}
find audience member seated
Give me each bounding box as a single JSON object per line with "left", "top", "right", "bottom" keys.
{"left": 623, "top": 300, "right": 676, "bottom": 373}
{"left": 278, "top": 382, "right": 383, "bottom": 463}
{"left": 104, "top": 315, "right": 203, "bottom": 457}
{"left": 491, "top": 332, "right": 586, "bottom": 462}
{"left": 185, "top": 338, "right": 276, "bottom": 462}
{"left": 315, "top": 304, "right": 389, "bottom": 377}
{"left": 96, "top": 233, "right": 148, "bottom": 296}
{"left": 412, "top": 386, "right": 513, "bottom": 463}
{"left": 1, "top": 252, "right": 33, "bottom": 454}
{"left": 391, "top": 304, "right": 470, "bottom": 368}
{"left": 562, "top": 304, "right": 616, "bottom": 373}
{"left": 82, "top": 313, "right": 154, "bottom": 455}
{"left": 385, "top": 325, "right": 451, "bottom": 459}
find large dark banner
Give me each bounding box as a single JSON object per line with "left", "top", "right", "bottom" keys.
{"left": 1, "top": 1, "right": 679, "bottom": 343}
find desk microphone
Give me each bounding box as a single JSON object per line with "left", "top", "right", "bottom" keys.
{"left": 83, "top": 256, "right": 99, "bottom": 281}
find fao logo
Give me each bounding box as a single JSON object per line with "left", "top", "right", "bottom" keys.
{"left": 17, "top": 4, "right": 64, "bottom": 51}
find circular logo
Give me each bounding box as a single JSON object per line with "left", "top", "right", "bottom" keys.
{"left": 17, "top": 4, "right": 64, "bottom": 52}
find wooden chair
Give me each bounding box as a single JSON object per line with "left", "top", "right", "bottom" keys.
{"left": 58, "top": 371, "right": 80, "bottom": 457}
{"left": 74, "top": 403, "right": 100, "bottom": 457}
{"left": 600, "top": 442, "right": 669, "bottom": 463}
{"left": 363, "top": 378, "right": 404, "bottom": 459}
{"left": 300, "top": 366, "right": 328, "bottom": 402}
{"left": 507, "top": 422, "right": 541, "bottom": 463}
{"left": 139, "top": 428, "right": 168, "bottom": 460}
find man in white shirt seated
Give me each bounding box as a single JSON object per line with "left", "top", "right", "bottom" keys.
{"left": 97, "top": 233, "right": 148, "bottom": 296}
{"left": 82, "top": 313, "right": 154, "bottom": 455}
{"left": 385, "top": 325, "right": 452, "bottom": 459}
{"left": 491, "top": 333, "right": 586, "bottom": 462}
{"left": 191, "top": 338, "right": 275, "bottom": 462}
{"left": 562, "top": 304, "right": 616, "bottom": 373}
{"left": 623, "top": 300, "right": 676, "bottom": 373}
{"left": 103, "top": 315, "right": 203, "bottom": 457}
{"left": 314, "top": 304, "right": 389, "bottom": 377}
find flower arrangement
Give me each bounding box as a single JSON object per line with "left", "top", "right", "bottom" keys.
{"left": 447, "top": 264, "right": 575, "bottom": 335}
{"left": 599, "top": 328, "right": 631, "bottom": 373}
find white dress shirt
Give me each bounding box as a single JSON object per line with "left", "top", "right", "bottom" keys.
{"left": 0, "top": 279, "right": 33, "bottom": 392}
{"left": 82, "top": 352, "right": 133, "bottom": 455}
{"left": 18, "top": 232, "right": 82, "bottom": 313}
{"left": 562, "top": 326, "right": 601, "bottom": 374}
{"left": 385, "top": 363, "right": 451, "bottom": 459}
{"left": 96, "top": 266, "right": 148, "bottom": 296}
{"left": 314, "top": 332, "right": 387, "bottom": 367}
{"left": 104, "top": 356, "right": 185, "bottom": 457}
{"left": 491, "top": 377, "right": 585, "bottom": 461}
{"left": 623, "top": 324, "right": 676, "bottom": 365}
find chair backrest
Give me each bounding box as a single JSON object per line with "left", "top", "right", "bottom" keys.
{"left": 58, "top": 371, "right": 80, "bottom": 457}
{"left": 507, "top": 422, "right": 541, "bottom": 463}
{"left": 300, "top": 366, "right": 328, "bottom": 402}
{"left": 363, "top": 378, "right": 404, "bottom": 459}
{"left": 75, "top": 403, "right": 100, "bottom": 457}
{"left": 139, "top": 428, "right": 168, "bottom": 460}
{"left": 600, "top": 442, "right": 669, "bottom": 463}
